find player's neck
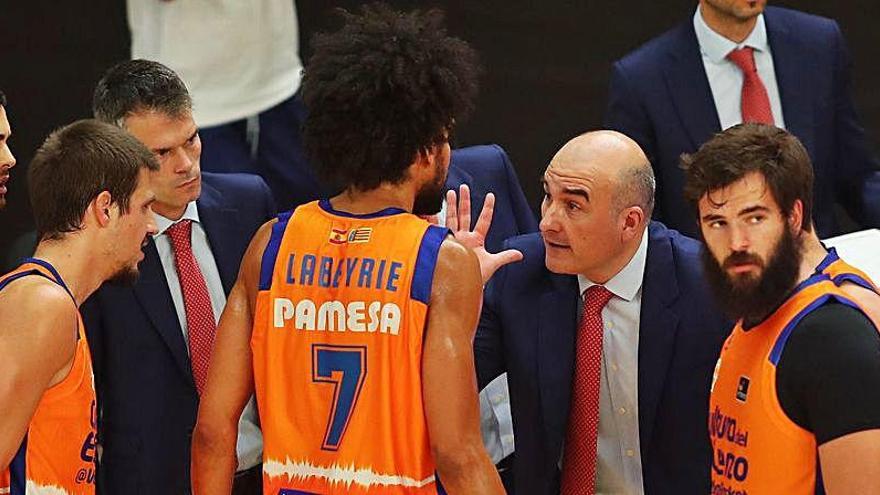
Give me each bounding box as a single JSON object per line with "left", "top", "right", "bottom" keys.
{"left": 699, "top": 3, "right": 758, "bottom": 44}
{"left": 796, "top": 232, "right": 828, "bottom": 287}
{"left": 330, "top": 184, "right": 416, "bottom": 215}
{"left": 32, "top": 238, "right": 107, "bottom": 306}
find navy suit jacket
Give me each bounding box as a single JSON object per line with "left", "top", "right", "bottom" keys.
{"left": 81, "top": 172, "right": 275, "bottom": 494}
{"left": 447, "top": 144, "right": 538, "bottom": 252}
{"left": 605, "top": 6, "right": 880, "bottom": 238}
{"left": 475, "top": 223, "right": 730, "bottom": 494}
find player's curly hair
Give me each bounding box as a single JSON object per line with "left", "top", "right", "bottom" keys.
{"left": 302, "top": 3, "right": 480, "bottom": 191}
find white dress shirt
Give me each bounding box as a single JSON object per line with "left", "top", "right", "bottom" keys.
{"left": 153, "top": 202, "right": 263, "bottom": 471}
{"left": 576, "top": 228, "right": 649, "bottom": 495}
{"left": 479, "top": 372, "right": 516, "bottom": 463}
{"left": 693, "top": 7, "right": 786, "bottom": 130}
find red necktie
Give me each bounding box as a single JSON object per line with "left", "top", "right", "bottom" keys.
{"left": 166, "top": 219, "right": 216, "bottom": 395}
{"left": 727, "top": 47, "right": 775, "bottom": 125}
{"left": 561, "top": 285, "right": 615, "bottom": 494}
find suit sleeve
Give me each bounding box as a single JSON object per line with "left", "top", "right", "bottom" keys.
{"left": 496, "top": 145, "right": 538, "bottom": 235}
{"left": 604, "top": 61, "right": 665, "bottom": 221}
{"left": 830, "top": 21, "right": 880, "bottom": 228}
{"left": 474, "top": 245, "right": 509, "bottom": 390}
{"left": 258, "top": 174, "right": 278, "bottom": 220}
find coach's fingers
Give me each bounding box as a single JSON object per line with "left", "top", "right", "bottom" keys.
{"left": 474, "top": 192, "right": 495, "bottom": 239}
{"left": 481, "top": 249, "right": 524, "bottom": 284}
{"left": 458, "top": 184, "right": 472, "bottom": 232}
{"left": 445, "top": 189, "right": 459, "bottom": 231}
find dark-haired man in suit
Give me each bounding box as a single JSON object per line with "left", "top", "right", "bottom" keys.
{"left": 82, "top": 60, "right": 274, "bottom": 494}
{"left": 606, "top": 1, "right": 880, "bottom": 238}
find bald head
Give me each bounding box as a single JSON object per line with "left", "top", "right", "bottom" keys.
{"left": 541, "top": 131, "right": 654, "bottom": 281}
{"left": 550, "top": 131, "right": 654, "bottom": 217}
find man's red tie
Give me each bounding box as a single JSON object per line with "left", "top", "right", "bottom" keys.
{"left": 561, "top": 285, "right": 615, "bottom": 494}
{"left": 727, "top": 47, "right": 775, "bottom": 125}
{"left": 166, "top": 219, "right": 216, "bottom": 395}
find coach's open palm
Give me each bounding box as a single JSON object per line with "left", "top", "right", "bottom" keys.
{"left": 445, "top": 184, "right": 523, "bottom": 284}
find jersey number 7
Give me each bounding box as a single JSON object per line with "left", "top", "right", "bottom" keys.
{"left": 311, "top": 344, "right": 368, "bottom": 451}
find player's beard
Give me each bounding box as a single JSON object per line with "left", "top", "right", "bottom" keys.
{"left": 702, "top": 226, "right": 803, "bottom": 326}
{"left": 412, "top": 163, "right": 446, "bottom": 216}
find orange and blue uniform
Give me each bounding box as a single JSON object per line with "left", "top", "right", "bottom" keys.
{"left": 252, "top": 200, "right": 450, "bottom": 495}
{"left": 817, "top": 247, "right": 878, "bottom": 293}
{"left": 0, "top": 258, "right": 97, "bottom": 495}
{"left": 708, "top": 274, "right": 872, "bottom": 494}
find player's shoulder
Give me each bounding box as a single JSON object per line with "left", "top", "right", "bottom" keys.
{"left": 792, "top": 300, "right": 878, "bottom": 349}
{"left": 437, "top": 234, "right": 473, "bottom": 261}
{"left": 434, "top": 235, "right": 480, "bottom": 285}
{"left": 1, "top": 273, "right": 71, "bottom": 310}
{"left": 0, "top": 274, "right": 76, "bottom": 335}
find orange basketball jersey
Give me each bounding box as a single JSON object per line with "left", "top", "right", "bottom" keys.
{"left": 817, "top": 247, "right": 878, "bottom": 293}
{"left": 252, "top": 200, "right": 450, "bottom": 495}
{"left": 0, "top": 258, "right": 97, "bottom": 495}
{"left": 709, "top": 274, "right": 871, "bottom": 494}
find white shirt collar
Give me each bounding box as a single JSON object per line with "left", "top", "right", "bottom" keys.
{"left": 153, "top": 201, "right": 200, "bottom": 238}
{"left": 693, "top": 6, "right": 769, "bottom": 64}
{"left": 577, "top": 227, "right": 649, "bottom": 302}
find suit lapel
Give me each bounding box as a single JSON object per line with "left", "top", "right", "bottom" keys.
{"left": 197, "top": 181, "right": 240, "bottom": 294}
{"left": 537, "top": 273, "right": 580, "bottom": 461}
{"left": 134, "top": 239, "right": 195, "bottom": 386}
{"left": 765, "top": 10, "right": 815, "bottom": 156}
{"left": 663, "top": 23, "right": 722, "bottom": 149}
{"left": 637, "top": 224, "right": 681, "bottom": 456}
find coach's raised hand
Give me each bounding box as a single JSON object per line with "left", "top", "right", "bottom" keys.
{"left": 445, "top": 184, "right": 523, "bottom": 284}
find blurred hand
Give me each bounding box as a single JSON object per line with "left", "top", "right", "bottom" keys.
{"left": 445, "top": 184, "right": 523, "bottom": 285}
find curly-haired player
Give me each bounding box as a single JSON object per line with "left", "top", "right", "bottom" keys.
{"left": 192, "top": 4, "right": 506, "bottom": 494}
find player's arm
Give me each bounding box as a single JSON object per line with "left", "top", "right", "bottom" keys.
{"left": 838, "top": 282, "right": 880, "bottom": 327}
{"left": 192, "top": 219, "right": 274, "bottom": 494}
{"left": 422, "top": 238, "right": 504, "bottom": 495}
{"left": 0, "top": 280, "right": 78, "bottom": 465}
{"left": 777, "top": 303, "right": 880, "bottom": 494}
{"left": 814, "top": 301, "right": 880, "bottom": 494}
{"left": 819, "top": 430, "right": 880, "bottom": 494}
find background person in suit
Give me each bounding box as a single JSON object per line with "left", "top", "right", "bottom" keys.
{"left": 476, "top": 131, "right": 730, "bottom": 494}
{"left": 82, "top": 60, "right": 275, "bottom": 494}
{"left": 605, "top": 0, "right": 880, "bottom": 238}
{"left": 128, "top": 0, "right": 319, "bottom": 212}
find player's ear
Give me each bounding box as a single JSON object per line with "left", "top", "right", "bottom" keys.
{"left": 90, "top": 190, "right": 114, "bottom": 227}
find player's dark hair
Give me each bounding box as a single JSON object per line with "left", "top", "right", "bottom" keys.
{"left": 302, "top": 3, "right": 480, "bottom": 190}
{"left": 29, "top": 119, "right": 159, "bottom": 241}
{"left": 681, "top": 123, "right": 814, "bottom": 232}
{"left": 93, "top": 59, "right": 192, "bottom": 127}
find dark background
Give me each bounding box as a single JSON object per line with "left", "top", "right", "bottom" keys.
{"left": 2, "top": 1, "right": 878, "bottom": 262}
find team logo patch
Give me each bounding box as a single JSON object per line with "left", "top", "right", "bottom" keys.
{"left": 328, "top": 227, "right": 373, "bottom": 245}
{"left": 736, "top": 375, "right": 750, "bottom": 402}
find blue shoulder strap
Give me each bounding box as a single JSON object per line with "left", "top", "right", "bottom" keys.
{"left": 410, "top": 225, "right": 451, "bottom": 304}
{"left": 259, "top": 211, "right": 293, "bottom": 291}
